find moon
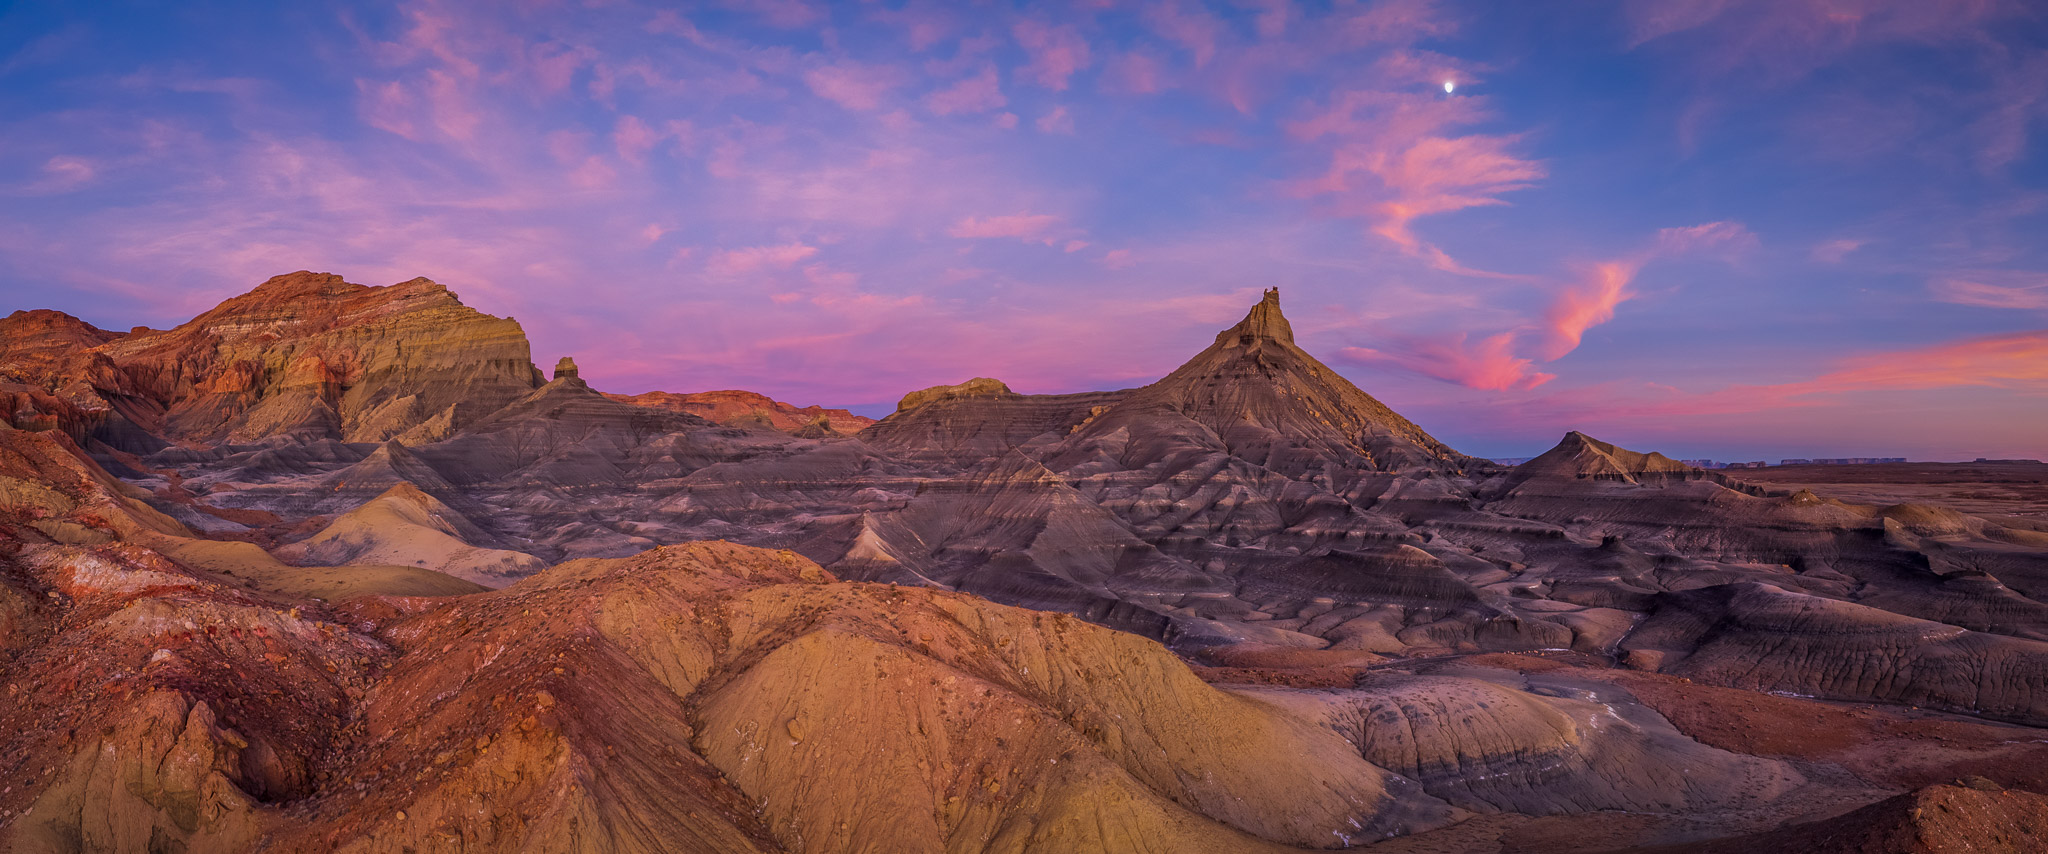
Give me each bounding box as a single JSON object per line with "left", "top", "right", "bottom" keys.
{"left": 1443, "top": 80, "right": 1456, "bottom": 94}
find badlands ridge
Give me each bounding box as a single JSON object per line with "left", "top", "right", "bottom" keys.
{"left": 2, "top": 272, "right": 2046, "bottom": 852}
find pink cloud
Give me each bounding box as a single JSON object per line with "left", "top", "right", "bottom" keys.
{"left": 524, "top": 41, "right": 591, "bottom": 95}
{"left": 1653, "top": 220, "right": 1758, "bottom": 255}
{"left": 1036, "top": 105, "right": 1074, "bottom": 134}
{"left": 1624, "top": 0, "right": 2014, "bottom": 77}
{"left": 1811, "top": 238, "right": 1866, "bottom": 263}
{"left": 1971, "top": 50, "right": 2048, "bottom": 171}
{"left": 1288, "top": 89, "right": 1544, "bottom": 274}
{"left": 1474, "top": 329, "right": 2048, "bottom": 447}
{"left": 1337, "top": 220, "right": 1756, "bottom": 390}
{"left": 1542, "top": 260, "right": 1642, "bottom": 361}
{"left": 802, "top": 263, "right": 860, "bottom": 289}
{"left": 803, "top": 61, "right": 904, "bottom": 111}
{"left": 355, "top": 68, "right": 483, "bottom": 145}
{"left": 1246, "top": 0, "right": 1294, "bottom": 39}
{"left": 1541, "top": 221, "right": 1755, "bottom": 359}
{"left": 355, "top": 79, "right": 419, "bottom": 139}
{"left": 1101, "top": 249, "right": 1135, "bottom": 269}
{"left": 869, "top": 1, "right": 957, "bottom": 51}
{"left": 644, "top": 10, "right": 704, "bottom": 41}
{"left": 1013, "top": 20, "right": 1092, "bottom": 90}
{"left": 1623, "top": 0, "right": 1740, "bottom": 47}
{"left": 614, "top": 115, "right": 658, "bottom": 165}
{"left": 1145, "top": 0, "right": 1225, "bottom": 68}
{"left": 925, "top": 65, "right": 1006, "bottom": 115}
{"left": 422, "top": 70, "right": 482, "bottom": 141}
{"left": 370, "top": 6, "right": 481, "bottom": 78}
{"left": 35, "top": 155, "right": 95, "bottom": 192}
{"left": 706, "top": 243, "right": 819, "bottom": 275}
{"left": 725, "top": 0, "right": 823, "bottom": 29}
{"left": 1932, "top": 273, "right": 2048, "bottom": 310}
{"left": 1809, "top": 329, "right": 2048, "bottom": 392}
{"left": 1340, "top": 331, "right": 1556, "bottom": 392}
{"left": 1327, "top": 0, "right": 1460, "bottom": 48}
{"left": 1104, "top": 50, "right": 1170, "bottom": 94}
{"left": 947, "top": 213, "right": 1066, "bottom": 244}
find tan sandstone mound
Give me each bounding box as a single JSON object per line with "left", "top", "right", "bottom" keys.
{"left": 273, "top": 482, "right": 545, "bottom": 587}
{"left": 1244, "top": 670, "right": 1802, "bottom": 816}
{"left": 0, "top": 527, "right": 1466, "bottom": 852}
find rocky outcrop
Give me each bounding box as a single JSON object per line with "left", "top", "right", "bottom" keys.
{"left": 0, "top": 309, "right": 131, "bottom": 439}
{"left": 859, "top": 387, "right": 1126, "bottom": 467}
{"left": 894, "top": 376, "right": 1016, "bottom": 413}
{"left": 273, "top": 482, "right": 546, "bottom": 587}
{"left": 1648, "top": 782, "right": 2048, "bottom": 854}
{"left": 0, "top": 486, "right": 1465, "bottom": 853}
{"left": 1247, "top": 670, "right": 1802, "bottom": 815}
{"left": 1623, "top": 582, "right": 2048, "bottom": 724}
{"left": 609, "top": 388, "right": 874, "bottom": 435}
{"left": 16, "top": 272, "right": 546, "bottom": 446}
{"left": 1504, "top": 431, "right": 1724, "bottom": 486}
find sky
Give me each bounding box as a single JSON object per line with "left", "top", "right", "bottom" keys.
{"left": 2, "top": 0, "right": 2045, "bottom": 462}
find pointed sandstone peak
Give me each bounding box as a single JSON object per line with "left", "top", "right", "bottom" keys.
{"left": 1215, "top": 286, "right": 1293, "bottom": 346}
{"left": 554, "top": 356, "right": 579, "bottom": 380}
{"left": 1055, "top": 287, "right": 1475, "bottom": 475}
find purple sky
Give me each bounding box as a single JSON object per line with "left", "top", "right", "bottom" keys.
{"left": 3, "top": 0, "right": 2045, "bottom": 461}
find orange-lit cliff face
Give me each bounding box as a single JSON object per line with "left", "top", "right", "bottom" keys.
{"left": 3, "top": 275, "right": 2048, "bottom": 853}
{"left": 4, "top": 272, "right": 876, "bottom": 450}
{"left": 606, "top": 388, "right": 875, "bottom": 435}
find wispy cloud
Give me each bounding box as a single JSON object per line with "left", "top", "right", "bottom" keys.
{"left": 1036, "top": 105, "right": 1074, "bottom": 134}
{"left": 1811, "top": 238, "right": 1865, "bottom": 264}
{"left": 1932, "top": 273, "right": 2048, "bottom": 310}
{"left": 947, "top": 213, "right": 1069, "bottom": 245}
{"left": 1539, "top": 222, "right": 1755, "bottom": 360}
{"left": 706, "top": 243, "right": 819, "bottom": 276}
{"left": 1349, "top": 221, "right": 1758, "bottom": 391}
{"left": 1341, "top": 331, "right": 1555, "bottom": 392}
{"left": 803, "top": 61, "right": 904, "bottom": 111}
{"left": 1013, "top": 19, "right": 1092, "bottom": 90}
{"left": 925, "top": 65, "right": 1007, "bottom": 115}
{"left": 1288, "top": 87, "right": 1544, "bottom": 276}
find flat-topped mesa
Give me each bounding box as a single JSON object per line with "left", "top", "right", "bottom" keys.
{"left": 608, "top": 389, "right": 876, "bottom": 434}
{"left": 1215, "top": 286, "right": 1293, "bottom": 346}
{"left": 553, "top": 357, "right": 579, "bottom": 381}
{"left": 896, "top": 377, "right": 1015, "bottom": 413}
